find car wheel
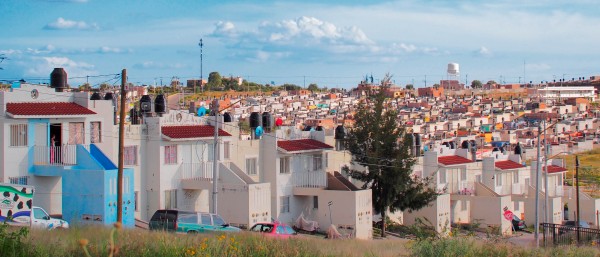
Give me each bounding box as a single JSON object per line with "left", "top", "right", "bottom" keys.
{"left": 187, "top": 230, "right": 198, "bottom": 234}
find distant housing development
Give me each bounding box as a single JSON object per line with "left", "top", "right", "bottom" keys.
{"left": 3, "top": 67, "right": 600, "bottom": 238}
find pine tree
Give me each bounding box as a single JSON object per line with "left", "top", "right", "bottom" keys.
{"left": 342, "top": 75, "right": 438, "bottom": 237}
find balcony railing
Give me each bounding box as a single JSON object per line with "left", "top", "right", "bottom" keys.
{"left": 291, "top": 171, "right": 327, "bottom": 188}
{"left": 512, "top": 183, "right": 526, "bottom": 195}
{"left": 180, "top": 162, "right": 214, "bottom": 180}
{"left": 453, "top": 181, "right": 475, "bottom": 195}
{"left": 33, "top": 145, "right": 82, "bottom": 166}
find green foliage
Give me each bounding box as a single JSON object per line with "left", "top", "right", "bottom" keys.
{"left": 470, "top": 80, "right": 483, "bottom": 89}
{"left": 307, "top": 83, "right": 319, "bottom": 92}
{"left": 0, "top": 223, "right": 29, "bottom": 256}
{"left": 342, "top": 74, "right": 439, "bottom": 236}
{"left": 405, "top": 84, "right": 414, "bottom": 90}
{"left": 281, "top": 83, "right": 302, "bottom": 91}
{"left": 207, "top": 71, "right": 222, "bottom": 90}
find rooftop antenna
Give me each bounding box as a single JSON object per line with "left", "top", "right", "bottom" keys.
{"left": 199, "top": 38, "right": 204, "bottom": 93}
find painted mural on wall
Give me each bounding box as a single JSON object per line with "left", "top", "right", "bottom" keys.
{"left": 0, "top": 184, "right": 34, "bottom": 222}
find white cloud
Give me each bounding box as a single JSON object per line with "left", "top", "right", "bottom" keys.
{"left": 0, "top": 49, "right": 22, "bottom": 55}
{"left": 475, "top": 46, "right": 493, "bottom": 57}
{"left": 133, "top": 61, "right": 187, "bottom": 69}
{"left": 212, "top": 21, "right": 237, "bottom": 37}
{"left": 26, "top": 56, "right": 95, "bottom": 79}
{"left": 44, "top": 17, "right": 99, "bottom": 30}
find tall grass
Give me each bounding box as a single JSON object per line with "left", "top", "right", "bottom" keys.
{"left": 2, "top": 224, "right": 600, "bottom": 257}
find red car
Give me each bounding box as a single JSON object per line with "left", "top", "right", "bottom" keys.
{"left": 249, "top": 222, "right": 298, "bottom": 238}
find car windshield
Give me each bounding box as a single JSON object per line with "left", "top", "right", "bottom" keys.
{"left": 212, "top": 214, "right": 225, "bottom": 226}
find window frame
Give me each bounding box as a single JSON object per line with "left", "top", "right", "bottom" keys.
{"left": 164, "top": 145, "right": 178, "bottom": 165}
{"left": 90, "top": 121, "right": 102, "bottom": 143}
{"left": 280, "top": 196, "right": 290, "bottom": 213}
{"left": 124, "top": 145, "right": 138, "bottom": 166}
{"left": 10, "top": 124, "right": 28, "bottom": 147}
{"left": 312, "top": 154, "right": 322, "bottom": 171}
{"left": 246, "top": 157, "right": 258, "bottom": 175}
{"left": 279, "top": 156, "right": 290, "bottom": 174}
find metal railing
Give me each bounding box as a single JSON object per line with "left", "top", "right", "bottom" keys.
{"left": 452, "top": 181, "right": 475, "bottom": 195}
{"left": 542, "top": 223, "right": 600, "bottom": 246}
{"left": 33, "top": 145, "right": 81, "bottom": 166}
{"left": 291, "top": 171, "right": 327, "bottom": 188}
{"left": 180, "top": 162, "right": 214, "bottom": 180}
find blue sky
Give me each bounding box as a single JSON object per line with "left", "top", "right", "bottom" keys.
{"left": 1, "top": 0, "right": 599, "bottom": 88}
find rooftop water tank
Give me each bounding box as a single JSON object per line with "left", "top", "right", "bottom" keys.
{"left": 104, "top": 92, "right": 114, "bottom": 101}
{"left": 249, "top": 112, "right": 261, "bottom": 128}
{"left": 50, "top": 68, "right": 68, "bottom": 92}
{"left": 140, "top": 95, "right": 152, "bottom": 113}
{"left": 262, "top": 112, "right": 271, "bottom": 129}
{"left": 154, "top": 94, "right": 167, "bottom": 114}
{"left": 223, "top": 112, "right": 232, "bottom": 122}
{"left": 90, "top": 92, "right": 102, "bottom": 100}
{"left": 334, "top": 125, "right": 345, "bottom": 139}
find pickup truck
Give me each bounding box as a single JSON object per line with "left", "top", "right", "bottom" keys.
{"left": 1, "top": 183, "right": 69, "bottom": 229}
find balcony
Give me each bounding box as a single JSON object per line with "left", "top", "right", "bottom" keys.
{"left": 179, "top": 162, "right": 214, "bottom": 181}
{"left": 33, "top": 145, "right": 87, "bottom": 166}
{"left": 547, "top": 185, "right": 564, "bottom": 197}
{"left": 291, "top": 171, "right": 327, "bottom": 188}
{"left": 450, "top": 181, "right": 475, "bottom": 195}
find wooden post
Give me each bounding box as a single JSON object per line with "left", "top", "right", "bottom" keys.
{"left": 117, "top": 69, "right": 127, "bottom": 223}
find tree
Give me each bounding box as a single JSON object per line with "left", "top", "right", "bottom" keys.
{"left": 99, "top": 83, "right": 111, "bottom": 91}
{"left": 307, "top": 83, "right": 319, "bottom": 92}
{"left": 342, "top": 74, "right": 439, "bottom": 237}
{"left": 207, "top": 72, "right": 222, "bottom": 90}
{"left": 406, "top": 84, "right": 414, "bottom": 90}
{"left": 470, "top": 80, "right": 482, "bottom": 89}
{"left": 433, "top": 83, "right": 440, "bottom": 89}
{"left": 79, "top": 83, "right": 92, "bottom": 91}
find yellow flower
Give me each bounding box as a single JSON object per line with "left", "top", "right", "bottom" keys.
{"left": 78, "top": 239, "right": 89, "bottom": 247}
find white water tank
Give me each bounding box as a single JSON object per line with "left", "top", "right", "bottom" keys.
{"left": 447, "top": 63, "right": 459, "bottom": 75}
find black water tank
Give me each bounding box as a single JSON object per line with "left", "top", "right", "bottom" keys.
{"left": 90, "top": 92, "right": 102, "bottom": 100}
{"left": 514, "top": 143, "right": 522, "bottom": 155}
{"left": 461, "top": 140, "right": 469, "bottom": 149}
{"left": 130, "top": 108, "right": 140, "bottom": 124}
{"left": 155, "top": 94, "right": 167, "bottom": 114}
{"left": 449, "top": 141, "right": 456, "bottom": 149}
{"left": 316, "top": 126, "right": 324, "bottom": 131}
{"left": 223, "top": 112, "right": 232, "bottom": 122}
{"left": 335, "top": 125, "right": 345, "bottom": 139}
{"left": 140, "top": 95, "right": 152, "bottom": 113}
{"left": 104, "top": 92, "right": 114, "bottom": 101}
{"left": 303, "top": 126, "right": 312, "bottom": 131}
{"left": 50, "top": 68, "right": 68, "bottom": 92}
{"left": 262, "top": 112, "right": 271, "bottom": 129}
{"left": 249, "top": 112, "right": 261, "bottom": 128}
{"left": 414, "top": 133, "right": 421, "bottom": 146}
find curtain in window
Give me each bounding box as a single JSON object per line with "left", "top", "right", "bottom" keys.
{"left": 68, "top": 122, "right": 85, "bottom": 144}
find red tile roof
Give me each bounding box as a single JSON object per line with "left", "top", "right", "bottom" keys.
{"left": 546, "top": 165, "right": 567, "bottom": 173}
{"left": 6, "top": 102, "right": 96, "bottom": 116}
{"left": 277, "top": 139, "right": 333, "bottom": 153}
{"left": 495, "top": 160, "right": 524, "bottom": 170}
{"left": 162, "top": 125, "right": 231, "bottom": 139}
{"left": 438, "top": 155, "right": 473, "bottom": 166}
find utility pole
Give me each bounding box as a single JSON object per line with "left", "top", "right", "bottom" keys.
{"left": 534, "top": 124, "right": 541, "bottom": 247}
{"left": 212, "top": 99, "right": 220, "bottom": 214}
{"left": 576, "top": 155, "right": 581, "bottom": 243}
{"left": 543, "top": 119, "right": 550, "bottom": 224}
{"left": 199, "top": 38, "right": 204, "bottom": 94}
{"left": 117, "top": 69, "right": 127, "bottom": 223}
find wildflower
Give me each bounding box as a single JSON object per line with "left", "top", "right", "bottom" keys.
{"left": 113, "top": 222, "right": 122, "bottom": 229}
{"left": 185, "top": 247, "right": 197, "bottom": 256}
{"left": 78, "top": 239, "right": 89, "bottom": 247}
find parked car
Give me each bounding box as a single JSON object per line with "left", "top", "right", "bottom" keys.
{"left": 249, "top": 222, "right": 298, "bottom": 239}
{"left": 559, "top": 220, "right": 591, "bottom": 235}
{"left": 149, "top": 209, "right": 241, "bottom": 234}
{"left": 512, "top": 215, "right": 526, "bottom": 231}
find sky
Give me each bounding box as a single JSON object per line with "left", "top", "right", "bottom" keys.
{"left": 1, "top": 0, "right": 599, "bottom": 89}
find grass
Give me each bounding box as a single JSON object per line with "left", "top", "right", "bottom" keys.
{"left": 2, "top": 223, "right": 600, "bottom": 257}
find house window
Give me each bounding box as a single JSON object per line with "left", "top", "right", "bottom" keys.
{"left": 223, "top": 141, "right": 230, "bottom": 159}
{"left": 439, "top": 171, "right": 447, "bottom": 184}
{"left": 164, "top": 145, "right": 178, "bottom": 165}
{"left": 9, "top": 176, "right": 29, "bottom": 185}
{"left": 313, "top": 196, "right": 318, "bottom": 209}
{"left": 124, "top": 146, "right": 138, "bottom": 166}
{"left": 496, "top": 174, "right": 503, "bottom": 186}
{"left": 164, "top": 189, "right": 177, "bottom": 209}
{"left": 134, "top": 191, "right": 139, "bottom": 212}
{"left": 280, "top": 196, "right": 290, "bottom": 213}
{"left": 312, "top": 154, "right": 322, "bottom": 171}
{"left": 461, "top": 200, "right": 467, "bottom": 211}
{"left": 68, "top": 122, "right": 85, "bottom": 144}
{"left": 10, "top": 124, "right": 28, "bottom": 147}
{"left": 280, "top": 157, "right": 290, "bottom": 174}
{"left": 460, "top": 169, "right": 467, "bottom": 181}
{"left": 514, "top": 201, "right": 520, "bottom": 211}
{"left": 246, "top": 157, "right": 257, "bottom": 175}
{"left": 324, "top": 153, "right": 329, "bottom": 168}
{"left": 90, "top": 122, "right": 101, "bottom": 143}
{"left": 513, "top": 172, "right": 520, "bottom": 184}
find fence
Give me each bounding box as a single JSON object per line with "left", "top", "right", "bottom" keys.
{"left": 542, "top": 223, "right": 600, "bottom": 246}
{"left": 33, "top": 145, "right": 81, "bottom": 166}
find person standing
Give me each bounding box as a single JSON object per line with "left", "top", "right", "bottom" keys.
{"left": 50, "top": 135, "right": 56, "bottom": 164}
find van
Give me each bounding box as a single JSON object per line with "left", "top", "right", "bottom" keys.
{"left": 149, "top": 209, "right": 240, "bottom": 234}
